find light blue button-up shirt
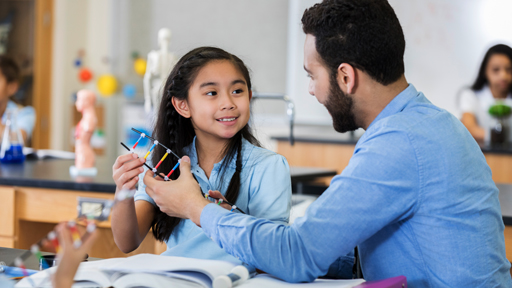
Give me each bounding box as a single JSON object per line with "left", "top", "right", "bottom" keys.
{"left": 135, "top": 137, "right": 291, "bottom": 264}
{"left": 1, "top": 100, "right": 36, "bottom": 138}
{"left": 201, "top": 85, "right": 512, "bottom": 287}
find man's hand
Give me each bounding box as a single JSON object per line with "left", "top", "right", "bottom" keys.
{"left": 143, "top": 156, "right": 209, "bottom": 225}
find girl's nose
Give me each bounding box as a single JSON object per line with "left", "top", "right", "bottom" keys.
{"left": 220, "top": 94, "right": 236, "bottom": 110}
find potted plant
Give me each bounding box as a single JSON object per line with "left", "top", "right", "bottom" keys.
{"left": 488, "top": 102, "right": 511, "bottom": 144}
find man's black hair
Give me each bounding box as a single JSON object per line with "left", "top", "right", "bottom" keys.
{"left": 302, "top": 0, "right": 405, "bottom": 85}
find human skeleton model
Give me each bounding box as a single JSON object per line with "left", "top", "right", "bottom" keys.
{"left": 74, "top": 90, "right": 97, "bottom": 169}
{"left": 143, "top": 28, "right": 177, "bottom": 115}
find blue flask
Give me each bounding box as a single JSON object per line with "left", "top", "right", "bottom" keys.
{"left": 0, "top": 110, "right": 25, "bottom": 163}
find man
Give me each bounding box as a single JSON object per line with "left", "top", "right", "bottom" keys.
{"left": 142, "top": 0, "right": 512, "bottom": 286}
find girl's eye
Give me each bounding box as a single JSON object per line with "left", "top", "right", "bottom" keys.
{"left": 206, "top": 91, "right": 217, "bottom": 96}
{"left": 232, "top": 89, "right": 244, "bottom": 94}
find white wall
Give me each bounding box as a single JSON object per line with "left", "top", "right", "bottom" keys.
{"left": 286, "top": 0, "right": 512, "bottom": 125}
{"left": 51, "top": 0, "right": 88, "bottom": 151}
{"left": 112, "top": 0, "right": 289, "bottom": 98}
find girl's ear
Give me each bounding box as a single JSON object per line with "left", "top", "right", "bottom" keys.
{"left": 248, "top": 90, "right": 252, "bottom": 101}
{"left": 172, "top": 97, "right": 191, "bottom": 118}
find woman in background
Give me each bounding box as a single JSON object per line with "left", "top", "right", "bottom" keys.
{"left": 460, "top": 44, "right": 512, "bottom": 143}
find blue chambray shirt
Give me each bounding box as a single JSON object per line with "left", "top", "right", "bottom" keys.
{"left": 135, "top": 136, "right": 291, "bottom": 264}
{"left": 200, "top": 85, "right": 512, "bottom": 287}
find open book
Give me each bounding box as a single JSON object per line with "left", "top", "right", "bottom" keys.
{"left": 16, "top": 254, "right": 368, "bottom": 288}
{"left": 16, "top": 254, "right": 236, "bottom": 288}
{"left": 23, "top": 147, "right": 75, "bottom": 160}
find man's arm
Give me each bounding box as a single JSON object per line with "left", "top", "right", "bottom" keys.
{"left": 144, "top": 130, "right": 419, "bottom": 282}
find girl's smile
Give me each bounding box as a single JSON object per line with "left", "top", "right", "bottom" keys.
{"left": 216, "top": 116, "right": 239, "bottom": 125}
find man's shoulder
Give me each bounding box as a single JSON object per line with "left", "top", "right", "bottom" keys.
{"left": 359, "top": 102, "right": 464, "bottom": 156}
{"left": 371, "top": 101, "right": 452, "bottom": 136}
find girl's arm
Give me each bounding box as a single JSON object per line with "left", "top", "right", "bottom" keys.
{"left": 111, "top": 198, "right": 155, "bottom": 253}
{"left": 111, "top": 154, "right": 155, "bottom": 253}
{"left": 461, "top": 112, "right": 485, "bottom": 142}
{"left": 459, "top": 89, "right": 485, "bottom": 142}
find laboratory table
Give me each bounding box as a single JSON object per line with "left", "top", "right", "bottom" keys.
{"left": 0, "top": 158, "right": 336, "bottom": 259}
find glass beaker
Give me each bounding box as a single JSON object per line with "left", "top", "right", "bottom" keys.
{"left": 0, "top": 110, "right": 25, "bottom": 163}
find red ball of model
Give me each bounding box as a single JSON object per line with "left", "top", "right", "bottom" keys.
{"left": 78, "top": 68, "right": 93, "bottom": 83}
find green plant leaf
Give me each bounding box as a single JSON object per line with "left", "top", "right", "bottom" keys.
{"left": 488, "top": 103, "right": 512, "bottom": 117}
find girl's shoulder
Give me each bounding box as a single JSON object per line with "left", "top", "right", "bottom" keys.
{"left": 472, "top": 85, "right": 496, "bottom": 100}
{"left": 241, "top": 138, "right": 288, "bottom": 169}
{"left": 7, "top": 100, "right": 35, "bottom": 113}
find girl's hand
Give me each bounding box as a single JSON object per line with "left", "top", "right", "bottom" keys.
{"left": 143, "top": 156, "right": 209, "bottom": 225}
{"left": 208, "top": 190, "right": 232, "bottom": 210}
{"left": 112, "top": 153, "right": 145, "bottom": 191}
{"left": 52, "top": 222, "right": 98, "bottom": 288}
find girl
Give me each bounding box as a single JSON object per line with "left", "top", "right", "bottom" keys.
{"left": 460, "top": 44, "right": 512, "bottom": 142}
{"left": 111, "top": 47, "right": 291, "bottom": 263}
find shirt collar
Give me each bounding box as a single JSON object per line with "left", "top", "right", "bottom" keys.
{"left": 367, "top": 84, "right": 418, "bottom": 130}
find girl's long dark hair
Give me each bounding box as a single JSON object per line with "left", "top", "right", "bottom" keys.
{"left": 151, "top": 47, "right": 260, "bottom": 242}
{"left": 471, "top": 44, "right": 512, "bottom": 93}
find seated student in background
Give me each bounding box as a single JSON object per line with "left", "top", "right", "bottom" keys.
{"left": 0, "top": 55, "right": 36, "bottom": 144}
{"left": 111, "top": 47, "right": 292, "bottom": 265}
{"left": 460, "top": 44, "right": 512, "bottom": 143}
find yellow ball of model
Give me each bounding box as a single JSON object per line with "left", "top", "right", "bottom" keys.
{"left": 96, "top": 74, "right": 118, "bottom": 97}
{"left": 134, "top": 58, "right": 147, "bottom": 76}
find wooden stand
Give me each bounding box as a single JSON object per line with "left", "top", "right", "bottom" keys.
{"left": 0, "top": 185, "right": 166, "bottom": 258}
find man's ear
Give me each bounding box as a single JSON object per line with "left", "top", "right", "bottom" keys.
{"left": 6, "top": 82, "right": 19, "bottom": 98}
{"left": 336, "top": 63, "right": 356, "bottom": 94}
{"left": 172, "top": 97, "right": 191, "bottom": 118}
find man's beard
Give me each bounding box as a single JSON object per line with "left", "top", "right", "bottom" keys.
{"left": 324, "top": 76, "right": 358, "bottom": 133}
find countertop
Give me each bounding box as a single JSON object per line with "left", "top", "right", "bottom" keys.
{"left": 0, "top": 158, "right": 337, "bottom": 193}
{"left": 271, "top": 126, "right": 512, "bottom": 155}
{"left": 0, "top": 159, "right": 116, "bottom": 193}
